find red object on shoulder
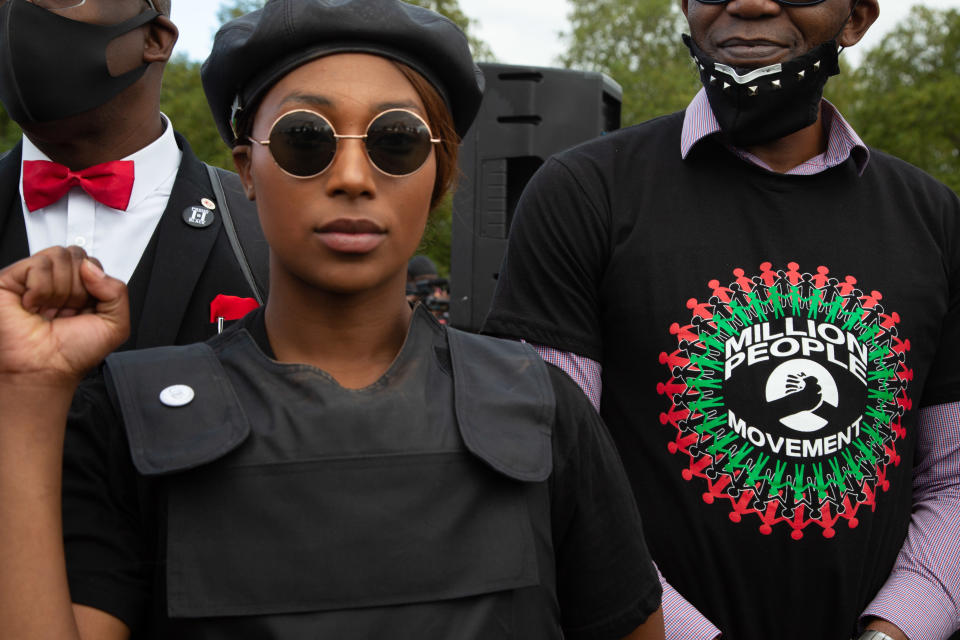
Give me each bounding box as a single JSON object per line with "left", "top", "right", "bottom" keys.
{"left": 210, "top": 294, "right": 260, "bottom": 323}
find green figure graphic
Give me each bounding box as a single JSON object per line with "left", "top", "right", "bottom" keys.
{"left": 745, "top": 453, "right": 771, "bottom": 486}
{"left": 688, "top": 374, "right": 722, "bottom": 391}
{"left": 824, "top": 296, "right": 845, "bottom": 324}
{"left": 689, "top": 393, "right": 725, "bottom": 416}
{"left": 746, "top": 292, "right": 769, "bottom": 323}
{"left": 788, "top": 284, "right": 802, "bottom": 316}
{"left": 807, "top": 289, "right": 823, "bottom": 319}
{"left": 767, "top": 287, "right": 785, "bottom": 319}
{"left": 868, "top": 365, "right": 897, "bottom": 383}
{"left": 698, "top": 330, "right": 726, "bottom": 358}
{"left": 858, "top": 323, "right": 881, "bottom": 344}
{"left": 728, "top": 297, "right": 754, "bottom": 328}
{"left": 689, "top": 351, "right": 724, "bottom": 373}
{"left": 712, "top": 313, "right": 741, "bottom": 338}
{"left": 868, "top": 341, "right": 891, "bottom": 364}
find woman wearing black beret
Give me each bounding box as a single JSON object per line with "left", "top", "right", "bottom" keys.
{"left": 0, "top": 1, "right": 664, "bottom": 638}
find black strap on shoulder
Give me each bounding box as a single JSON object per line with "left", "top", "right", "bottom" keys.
{"left": 446, "top": 328, "right": 555, "bottom": 482}
{"left": 205, "top": 164, "right": 268, "bottom": 304}
{"left": 104, "top": 342, "right": 251, "bottom": 476}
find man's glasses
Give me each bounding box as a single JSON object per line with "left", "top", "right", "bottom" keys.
{"left": 694, "top": 0, "right": 826, "bottom": 5}
{"left": 13, "top": 0, "right": 157, "bottom": 10}
{"left": 250, "top": 109, "right": 441, "bottom": 179}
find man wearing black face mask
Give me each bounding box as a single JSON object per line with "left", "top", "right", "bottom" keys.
{"left": 484, "top": 1, "right": 960, "bottom": 639}
{"left": 0, "top": 0, "right": 266, "bottom": 350}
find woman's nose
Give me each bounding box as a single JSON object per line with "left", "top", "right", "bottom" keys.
{"left": 324, "top": 139, "right": 377, "bottom": 199}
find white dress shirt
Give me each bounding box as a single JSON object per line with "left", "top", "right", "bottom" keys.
{"left": 19, "top": 114, "right": 183, "bottom": 284}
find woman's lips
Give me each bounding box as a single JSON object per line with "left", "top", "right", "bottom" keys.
{"left": 315, "top": 218, "right": 386, "bottom": 254}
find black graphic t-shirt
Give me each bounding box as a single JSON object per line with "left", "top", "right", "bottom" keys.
{"left": 483, "top": 112, "right": 960, "bottom": 640}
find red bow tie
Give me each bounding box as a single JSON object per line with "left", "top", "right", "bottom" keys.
{"left": 22, "top": 159, "right": 135, "bottom": 212}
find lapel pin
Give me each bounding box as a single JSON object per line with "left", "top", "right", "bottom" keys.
{"left": 201, "top": 198, "right": 217, "bottom": 210}
{"left": 182, "top": 205, "right": 216, "bottom": 228}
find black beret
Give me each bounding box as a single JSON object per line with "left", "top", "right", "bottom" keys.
{"left": 201, "top": 0, "right": 485, "bottom": 145}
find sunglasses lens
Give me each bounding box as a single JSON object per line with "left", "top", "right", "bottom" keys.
{"left": 365, "top": 110, "right": 435, "bottom": 176}
{"left": 268, "top": 111, "right": 337, "bottom": 177}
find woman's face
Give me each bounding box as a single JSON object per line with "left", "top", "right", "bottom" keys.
{"left": 234, "top": 53, "right": 437, "bottom": 296}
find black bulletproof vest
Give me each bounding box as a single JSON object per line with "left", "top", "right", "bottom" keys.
{"left": 104, "top": 309, "right": 561, "bottom": 639}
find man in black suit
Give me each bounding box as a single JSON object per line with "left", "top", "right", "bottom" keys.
{"left": 0, "top": 0, "right": 267, "bottom": 350}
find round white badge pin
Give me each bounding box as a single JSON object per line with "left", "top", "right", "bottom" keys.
{"left": 159, "top": 384, "right": 195, "bottom": 407}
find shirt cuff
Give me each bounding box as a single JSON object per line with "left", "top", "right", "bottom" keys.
{"left": 862, "top": 569, "right": 958, "bottom": 640}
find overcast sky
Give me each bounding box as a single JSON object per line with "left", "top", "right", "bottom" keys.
{"left": 171, "top": 1, "right": 960, "bottom": 68}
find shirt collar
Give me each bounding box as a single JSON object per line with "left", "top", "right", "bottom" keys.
{"left": 680, "top": 88, "right": 870, "bottom": 175}
{"left": 20, "top": 113, "right": 182, "bottom": 210}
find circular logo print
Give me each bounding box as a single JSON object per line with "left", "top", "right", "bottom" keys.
{"left": 765, "top": 359, "right": 838, "bottom": 433}
{"left": 659, "top": 262, "right": 910, "bottom": 540}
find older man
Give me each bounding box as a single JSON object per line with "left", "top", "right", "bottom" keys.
{"left": 484, "top": 1, "right": 960, "bottom": 638}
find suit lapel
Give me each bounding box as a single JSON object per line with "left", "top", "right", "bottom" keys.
{"left": 0, "top": 142, "right": 29, "bottom": 268}
{"left": 135, "top": 134, "right": 221, "bottom": 348}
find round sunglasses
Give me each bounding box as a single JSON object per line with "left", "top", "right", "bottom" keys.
{"left": 249, "top": 108, "right": 441, "bottom": 179}
{"left": 695, "top": 0, "right": 826, "bottom": 4}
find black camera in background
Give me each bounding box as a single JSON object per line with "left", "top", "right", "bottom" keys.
{"left": 449, "top": 63, "right": 622, "bottom": 332}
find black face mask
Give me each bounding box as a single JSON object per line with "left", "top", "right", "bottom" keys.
{"left": 0, "top": 0, "right": 160, "bottom": 124}
{"left": 682, "top": 33, "right": 841, "bottom": 147}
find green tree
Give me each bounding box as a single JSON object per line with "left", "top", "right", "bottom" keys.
{"left": 216, "top": 0, "right": 264, "bottom": 23}
{"left": 560, "top": 0, "right": 700, "bottom": 126}
{"left": 404, "top": 0, "right": 495, "bottom": 61}
{"left": 0, "top": 111, "right": 20, "bottom": 154}
{"left": 829, "top": 6, "right": 960, "bottom": 193}
{"left": 160, "top": 54, "right": 235, "bottom": 169}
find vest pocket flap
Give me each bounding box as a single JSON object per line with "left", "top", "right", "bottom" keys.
{"left": 446, "top": 328, "right": 555, "bottom": 482}
{"left": 104, "top": 343, "right": 250, "bottom": 476}
{"left": 165, "top": 452, "right": 540, "bottom": 618}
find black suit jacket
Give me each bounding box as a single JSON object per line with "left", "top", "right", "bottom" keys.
{"left": 0, "top": 134, "right": 268, "bottom": 350}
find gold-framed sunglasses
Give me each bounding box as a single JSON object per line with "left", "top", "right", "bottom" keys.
{"left": 249, "top": 108, "right": 441, "bottom": 179}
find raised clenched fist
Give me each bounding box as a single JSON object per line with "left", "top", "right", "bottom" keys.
{"left": 0, "top": 245, "right": 129, "bottom": 386}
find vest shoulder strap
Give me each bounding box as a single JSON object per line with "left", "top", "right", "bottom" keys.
{"left": 445, "top": 328, "right": 555, "bottom": 482}
{"left": 105, "top": 342, "right": 251, "bottom": 476}
{"left": 205, "top": 164, "right": 269, "bottom": 304}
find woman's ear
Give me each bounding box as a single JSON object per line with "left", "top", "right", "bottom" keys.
{"left": 232, "top": 145, "right": 257, "bottom": 200}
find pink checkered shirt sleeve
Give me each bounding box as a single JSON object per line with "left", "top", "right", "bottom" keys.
{"left": 531, "top": 343, "right": 722, "bottom": 639}
{"left": 862, "top": 401, "right": 960, "bottom": 639}
{"left": 530, "top": 344, "right": 602, "bottom": 411}
{"left": 658, "top": 568, "right": 722, "bottom": 640}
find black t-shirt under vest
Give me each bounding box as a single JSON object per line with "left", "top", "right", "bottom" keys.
{"left": 484, "top": 111, "right": 960, "bottom": 640}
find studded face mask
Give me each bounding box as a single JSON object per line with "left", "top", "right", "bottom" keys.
{"left": 683, "top": 33, "right": 841, "bottom": 147}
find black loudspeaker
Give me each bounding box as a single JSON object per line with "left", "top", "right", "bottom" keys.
{"left": 449, "top": 63, "right": 622, "bottom": 331}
